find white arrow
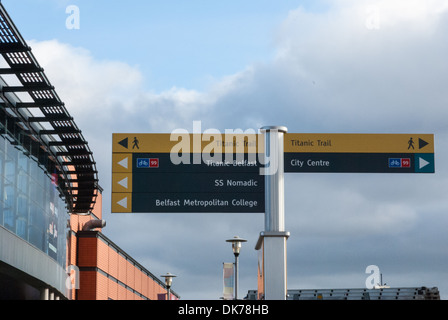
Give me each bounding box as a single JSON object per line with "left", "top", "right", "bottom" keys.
{"left": 118, "top": 157, "right": 128, "bottom": 169}
{"left": 419, "top": 157, "right": 430, "bottom": 169}
{"left": 117, "top": 197, "right": 127, "bottom": 209}
{"left": 118, "top": 177, "right": 128, "bottom": 189}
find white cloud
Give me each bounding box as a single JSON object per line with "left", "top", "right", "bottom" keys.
{"left": 269, "top": 0, "right": 448, "bottom": 133}
{"left": 286, "top": 177, "right": 418, "bottom": 237}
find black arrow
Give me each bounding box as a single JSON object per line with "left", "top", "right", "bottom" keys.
{"left": 118, "top": 137, "right": 128, "bottom": 149}
{"left": 419, "top": 138, "right": 429, "bottom": 149}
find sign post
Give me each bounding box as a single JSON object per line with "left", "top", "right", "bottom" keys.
{"left": 256, "top": 126, "right": 290, "bottom": 300}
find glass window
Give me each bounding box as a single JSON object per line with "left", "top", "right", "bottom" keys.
{"left": 16, "top": 216, "right": 27, "bottom": 239}
{"left": 5, "top": 157, "right": 15, "bottom": 185}
{"left": 0, "top": 130, "right": 69, "bottom": 268}
{"left": 3, "top": 184, "right": 15, "bottom": 232}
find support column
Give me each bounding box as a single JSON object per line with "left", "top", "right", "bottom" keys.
{"left": 41, "top": 288, "right": 49, "bottom": 300}
{"left": 257, "top": 126, "right": 289, "bottom": 300}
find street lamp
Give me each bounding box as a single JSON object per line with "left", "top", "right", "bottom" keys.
{"left": 161, "top": 272, "right": 176, "bottom": 300}
{"left": 226, "top": 236, "right": 247, "bottom": 299}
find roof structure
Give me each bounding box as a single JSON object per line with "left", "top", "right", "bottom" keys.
{"left": 0, "top": 3, "right": 99, "bottom": 214}
{"left": 247, "top": 287, "right": 440, "bottom": 300}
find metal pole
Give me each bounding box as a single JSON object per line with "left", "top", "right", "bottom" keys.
{"left": 258, "top": 126, "right": 289, "bottom": 300}
{"left": 262, "top": 126, "right": 287, "bottom": 232}
{"left": 234, "top": 254, "right": 239, "bottom": 300}
{"left": 167, "top": 287, "right": 171, "bottom": 300}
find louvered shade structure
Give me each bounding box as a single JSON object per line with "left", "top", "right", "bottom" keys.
{"left": 0, "top": 4, "right": 99, "bottom": 214}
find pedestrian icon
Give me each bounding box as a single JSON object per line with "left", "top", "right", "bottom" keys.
{"left": 408, "top": 137, "right": 414, "bottom": 150}
{"left": 132, "top": 137, "right": 139, "bottom": 149}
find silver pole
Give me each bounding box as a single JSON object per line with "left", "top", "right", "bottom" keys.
{"left": 234, "top": 254, "right": 239, "bottom": 300}
{"left": 258, "top": 126, "right": 289, "bottom": 300}
{"left": 261, "top": 126, "right": 287, "bottom": 232}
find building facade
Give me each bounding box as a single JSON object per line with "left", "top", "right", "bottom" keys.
{"left": 0, "top": 117, "right": 70, "bottom": 299}
{"left": 68, "top": 193, "right": 179, "bottom": 300}
{"left": 0, "top": 3, "right": 178, "bottom": 300}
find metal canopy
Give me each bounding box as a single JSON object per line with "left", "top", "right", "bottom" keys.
{"left": 0, "top": 3, "right": 99, "bottom": 214}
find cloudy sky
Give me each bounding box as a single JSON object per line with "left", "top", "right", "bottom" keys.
{"left": 3, "top": 0, "right": 448, "bottom": 299}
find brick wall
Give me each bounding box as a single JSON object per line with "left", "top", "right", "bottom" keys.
{"left": 76, "top": 232, "right": 174, "bottom": 300}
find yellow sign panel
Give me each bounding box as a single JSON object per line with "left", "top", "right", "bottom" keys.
{"left": 111, "top": 193, "right": 132, "bottom": 213}
{"left": 284, "top": 133, "right": 434, "bottom": 153}
{"left": 112, "top": 173, "right": 132, "bottom": 193}
{"left": 112, "top": 153, "right": 132, "bottom": 173}
{"left": 112, "top": 133, "right": 262, "bottom": 154}
{"left": 113, "top": 133, "right": 434, "bottom": 154}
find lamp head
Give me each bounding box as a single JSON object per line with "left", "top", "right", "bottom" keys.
{"left": 226, "top": 236, "right": 247, "bottom": 256}
{"left": 161, "top": 272, "right": 176, "bottom": 288}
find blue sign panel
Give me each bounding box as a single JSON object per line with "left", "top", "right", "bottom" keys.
{"left": 414, "top": 153, "right": 435, "bottom": 173}
{"left": 136, "top": 158, "right": 150, "bottom": 168}
{"left": 388, "top": 158, "right": 401, "bottom": 168}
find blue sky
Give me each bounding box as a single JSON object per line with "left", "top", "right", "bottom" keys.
{"left": 2, "top": 0, "right": 448, "bottom": 301}
{"left": 5, "top": 0, "right": 329, "bottom": 91}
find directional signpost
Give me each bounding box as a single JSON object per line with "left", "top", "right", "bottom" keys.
{"left": 112, "top": 133, "right": 265, "bottom": 213}
{"left": 254, "top": 131, "right": 435, "bottom": 300}
{"left": 111, "top": 129, "right": 435, "bottom": 300}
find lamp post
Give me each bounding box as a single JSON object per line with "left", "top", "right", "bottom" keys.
{"left": 226, "top": 236, "right": 247, "bottom": 299}
{"left": 161, "top": 272, "right": 176, "bottom": 300}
